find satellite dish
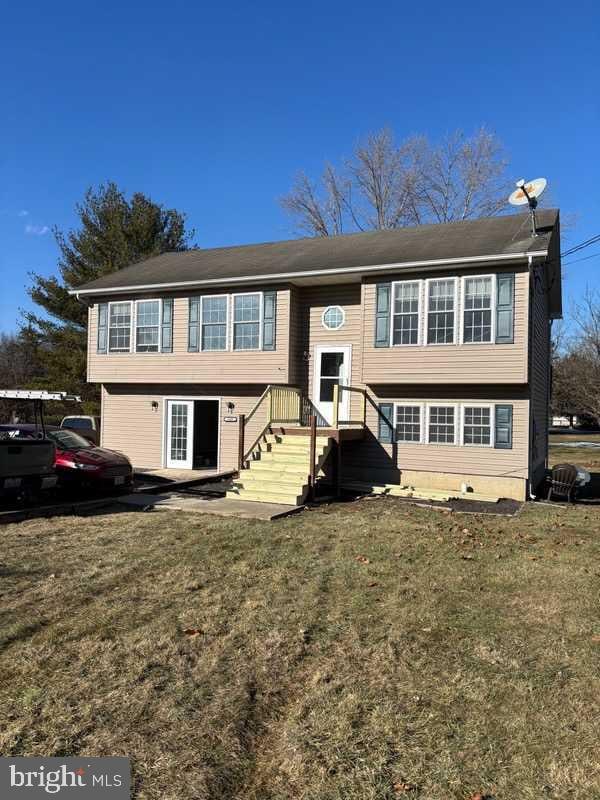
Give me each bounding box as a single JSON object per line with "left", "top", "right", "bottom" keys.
{"left": 508, "top": 177, "right": 547, "bottom": 206}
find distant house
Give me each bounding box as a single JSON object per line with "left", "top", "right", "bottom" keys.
{"left": 71, "top": 209, "right": 562, "bottom": 503}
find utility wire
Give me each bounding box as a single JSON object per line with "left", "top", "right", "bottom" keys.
{"left": 561, "top": 234, "right": 600, "bottom": 259}
{"left": 562, "top": 250, "right": 600, "bottom": 267}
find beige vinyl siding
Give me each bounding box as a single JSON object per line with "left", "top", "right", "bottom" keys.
{"left": 529, "top": 264, "right": 551, "bottom": 487}
{"left": 287, "top": 286, "right": 303, "bottom": 386}
{"left": 101, "top": 383, "right": 268, "bottom": 470}
{"left": 361, "top": 267, "right": 529, "bottom": 384}
{"left": 88, "top": 288, "right": 291, "bottom": 384}
{"left": 301, "top": 284, "right": 364, "bottom": 421}
{"left": 343, "top": 385, "right": 529, "bottom": 485}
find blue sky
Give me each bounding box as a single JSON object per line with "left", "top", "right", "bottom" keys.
{"left": 1, "top": 0, "right": 598, "bottom": 333}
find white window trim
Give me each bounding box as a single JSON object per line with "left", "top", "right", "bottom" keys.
{"left": 134, "top": 298, "right": 164, "bottom": 354}
{"left": 461, "top": 403, "right": 495, "bottom": 447}
{"left": 199, "top": 294, "right": 229, "bottom": 352}
{"left": 393, "top": 402, "right": 425, "bottom": 443}
{"left": 459, "top": 274, "right": 496, "bottom": 346}
{"left": 424, "top": 277, "right": 458, "bottom": 346}
{"left": 321, "top": 305, "right": 346, "bottom": 331}
{"left": 108, "top": 300, "right": 133, "bottom": 354}
{"left": 230, "top": 291, "right": 264, "bottom": 352}
{"left": 425, "top": 402, "right": 459, "bottom": 445}
{"left": 390, "top": 280, "right": 423, "bottom": 347}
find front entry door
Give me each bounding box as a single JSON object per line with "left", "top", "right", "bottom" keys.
{"left": 313, "top": 345, "right": 351, "bottom": 425}
{"left": 166, "top": 400, "right": 194, "bottom": 469}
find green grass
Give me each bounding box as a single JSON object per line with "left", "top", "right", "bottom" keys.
{"left": 549, "top": 432, "right": 600, "bottom": 470}
{"left": 1, "top": 500, "right": 599, "bottom": 799}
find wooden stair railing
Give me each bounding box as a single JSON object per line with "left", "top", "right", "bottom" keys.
{"left": 238, "top": 384, "right": 369, "bottom": 473}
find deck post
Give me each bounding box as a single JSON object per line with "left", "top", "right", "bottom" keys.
{"left": 238, "top": 413, "right": 245, "bottom": 471}
{"left": 308, "top": 414, "right": 317, "bottom": 500}
{"left": 362, "top": 389, "right": 367, "bottom": 427}
{"left": 332, "top": 383, "right": 339, "bottom": 428}
{"left": 335, "top": 440, "right": 342, "bottom": 497}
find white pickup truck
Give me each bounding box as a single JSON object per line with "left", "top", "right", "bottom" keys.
{"left": 60, "top": 415, "right": 101, "bottom": 445}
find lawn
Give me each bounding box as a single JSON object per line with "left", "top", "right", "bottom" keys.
{"left": 549, "top": 432, "right": 600, "bottom": 471}
{"left": 1, "top": 499, "right": 599, "bottom": 800}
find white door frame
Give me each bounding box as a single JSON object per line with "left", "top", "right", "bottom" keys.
{"left": 163, "top": 396, "right": 221, "bottom": 470}
{"left": 312, "top": 344, "right": 352, "bottom": 425}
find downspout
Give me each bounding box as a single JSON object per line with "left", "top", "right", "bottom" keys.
{"left": 527, "top": 254, "right": 537, "bottom": 499}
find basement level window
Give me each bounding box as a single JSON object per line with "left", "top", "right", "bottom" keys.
{"left": 322, "top": 306, "right": 345, "bottom": 330}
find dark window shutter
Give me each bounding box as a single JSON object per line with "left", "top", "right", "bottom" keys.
{"left": 378, "top": 402, "right": 394, "bottom": 443}
{"left": 375, "top": 283, "right": 391, "bottom": 347}
{"left": 496, "top": 274, "right": 515, "bottom": 344}
{"left": 494, "top": 404, "right": 513, "bottom": 449}
{"left": 188, "top": 298, "right": 200, "bottom": 352}
{"left": 97, "top": 303, "right": 108, "bottom": 353}
{"left": 161, "top": 299, "right": 173, "bottom": 353}
{"left": 262, "top": 291, "right": 276, "bottom": 350}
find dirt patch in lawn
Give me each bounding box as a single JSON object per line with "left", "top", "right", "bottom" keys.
{"left": 1, "top": 499, "right": 599, "bottom": 799}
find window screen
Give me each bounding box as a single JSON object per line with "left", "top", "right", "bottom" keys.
{"left": 392, "top": 282, "right": 420, "bottom": 345}
{"left": 135, "top": 300, "right": 160, "bottom": 352}
{"left": 201, "top": 296, "right": 228, "bottom": 351}
{"left": 463, "top": 406, "right": 492, "bottom": 445}
{"left": 108, "top": 302, "right": 132, "bottom": 352}
{"left": 428, "top": 406, "right": 456, "bottom": 443}
{"left": 427, "top": 280, "right": 456, "bottom": 344}
{"left": 233, "top": 294, "right": 261, "bottom": 350}
{"left": 463, "top": 277, "right": 493, "bottom": 343}
{"left": 395, "top": 405, "right": 421, "bottom": 442}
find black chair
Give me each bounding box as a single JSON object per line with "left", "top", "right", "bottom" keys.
{"left": 547, "top": 463, "right": 579, "bottom": 503}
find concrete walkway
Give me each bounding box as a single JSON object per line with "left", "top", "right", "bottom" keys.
{"left": 117, "top": 492, "right": 303, "bottom": 520}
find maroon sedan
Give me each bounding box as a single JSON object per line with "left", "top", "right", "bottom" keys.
{"left": 47, "top": 428, "right": 133, "bottom": 488}
{"left": 1, "top": 425, "right": 133, "bottom": 490}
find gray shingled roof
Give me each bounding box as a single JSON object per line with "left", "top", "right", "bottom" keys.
{"left": 74, "top": 209, "right": 558, "bottom": 294}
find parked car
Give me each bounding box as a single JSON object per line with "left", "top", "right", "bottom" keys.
{"left": 0, "top": 425, "right": 133, "bottom": 490}
{"left": 0, "top": 427, "right": 57, "bottom": 499}
{"left": 60, "top": 415, "right": 101, "bottom": 444}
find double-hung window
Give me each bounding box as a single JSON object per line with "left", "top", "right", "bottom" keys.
{"left": 426, "top": 279, "right": 457, "bottom": 344}
{"left": 392, "top": 281, "right": 420, "bottom": 345}
{"left": 427, "top": 405, "right": 457, "bottom": 444}
{"left": 201, "top": 296, "right": 228, "bottom": 351}
{"left": 463, "top": 406, "right": 493, "bottom": 446}
{"left": 232, "top": 293, "right": 261, "bottom": 350}
{"left": 463, "top": 276, "right": 493, "bottom": 343}
{"left": 395, "top": 404, "right": 423, "bottom": 443}
{"left": 135, "top": 300, "right": 161, "bottom": 352}
{"left": 108, "top": 302, "right": 132, "bottom": 352}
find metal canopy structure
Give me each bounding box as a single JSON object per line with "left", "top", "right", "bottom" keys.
{"left": 0, "top": 390, "right": 82, "bottom": 437}
{"left": 0, "top": 390, "right": 82, "bottom": 402}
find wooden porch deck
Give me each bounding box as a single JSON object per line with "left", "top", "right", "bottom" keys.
{"left": 268, "top": 425, "right": 365, "bottom": 443}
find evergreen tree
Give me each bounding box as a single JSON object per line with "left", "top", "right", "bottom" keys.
{"left": 24, "top": 183, "right": 194, "bottom": 413}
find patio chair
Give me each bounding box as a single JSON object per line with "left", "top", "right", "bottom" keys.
{"left": 546, "top": 463, "right": 579, "bottom": 503}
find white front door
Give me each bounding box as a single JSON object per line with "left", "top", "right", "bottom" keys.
{"left": 313, "top": 345, "right": 351, "bottom": 425}
{"left": 166, "top": 400, "right": 194, "bottom": 469}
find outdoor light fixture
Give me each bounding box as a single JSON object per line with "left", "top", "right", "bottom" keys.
{"left": 151, "top": 401, "right": 159, "bottom": 412}
{"left": 227, "top": 401, "right": 235, "bottom": 412}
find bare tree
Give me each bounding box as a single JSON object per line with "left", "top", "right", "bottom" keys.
{"left": 281, "top": 127, "right": 509, "bottom": 236}
{"left": 552, "top": 290, "right": 600, "bottom": 422}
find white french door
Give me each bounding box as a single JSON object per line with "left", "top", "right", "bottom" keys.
{"left": 166, "top": 400, "right": 194, "bottom": 469}
{"left": 313, "top": 345, "right": 351, "bottom": 425}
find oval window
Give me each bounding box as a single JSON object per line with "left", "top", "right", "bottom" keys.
{"left": 322, "top": 306, "right": 345, "bottom": 330}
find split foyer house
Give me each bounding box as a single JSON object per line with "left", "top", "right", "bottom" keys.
{"left": 72, "top": 209, "right": 562, "bottom": 503}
